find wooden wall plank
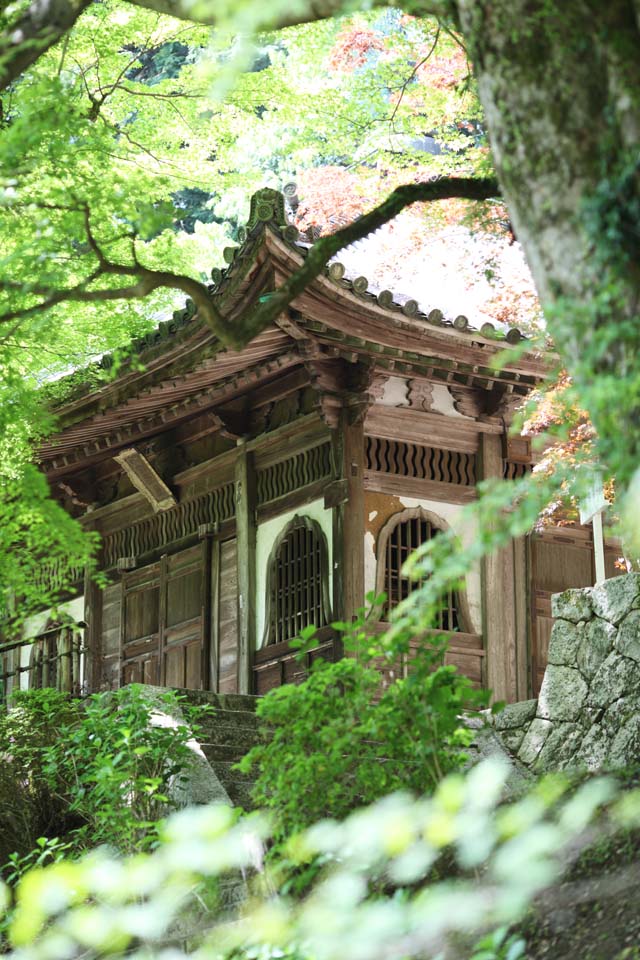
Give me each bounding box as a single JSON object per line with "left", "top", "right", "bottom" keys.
{"left": 513, "top": 535, "right": 530, "bottom": 700}
{"left": 479, "top": 433, "right": 517, "bottom": 703}
{"left": 332, "top": 414, "right": 365, "bottom": 623}
{"left": 218, "top": 538, "right": 239, "bottom": 693}
{"left": 235, "top": 445, "right": 256, "bottom": 694}
{"left": 365, "top": 406, "right": 500, "bottom": 453}
{"left": 83, "top": 542, "right": 103, "bottom": 694}
{"left": 364, "top": 470, "right": 476, "bottom": 504}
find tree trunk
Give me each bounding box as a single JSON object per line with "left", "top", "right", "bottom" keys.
{"left": 456, "top": 0, "right": 640, "bottom": 495}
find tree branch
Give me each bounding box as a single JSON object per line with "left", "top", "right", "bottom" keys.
{"left": 0, "top": 0, "right": 90, "bottom": 91}
{"left": 237, "top": 176, "right": 500, "bottom": 342}
{"left": 0, "top": 178, "right": 499, "bottom": 350}
{"left": 0, "top": 0, "right": 368, "bottom": 93}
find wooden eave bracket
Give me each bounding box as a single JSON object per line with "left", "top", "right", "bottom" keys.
{"left": 113, "top": 447, "right": 177, "bottom": 512}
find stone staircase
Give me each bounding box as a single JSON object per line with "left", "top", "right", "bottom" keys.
{"left": 177, "top": 690, "right": 263, "bottom": 809}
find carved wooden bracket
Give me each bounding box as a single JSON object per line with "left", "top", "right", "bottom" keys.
{"left": 305, "top": 357, "right": 380, "bottom": 427}
{"left": 113, "top": 447, "right": 177, "bottom": 512}
{"left": 407, "top": 379, "right": 433, "bottom": 411}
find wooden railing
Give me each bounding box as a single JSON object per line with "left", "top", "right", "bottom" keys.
{"left": 368, "top": 622, "right": 485, "bottom": 689}
{"left": 0, "top": 625, "right": 86, "bottom": 704}
{"left": 252, "top": 625, "right": 339, "bottom": 694}
{"left": 252, "top": 622, "right": 484, "bottom": 695}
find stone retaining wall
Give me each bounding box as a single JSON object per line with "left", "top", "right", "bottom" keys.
{"left": 494, "top": 573, "right": 640, "bottom": 772}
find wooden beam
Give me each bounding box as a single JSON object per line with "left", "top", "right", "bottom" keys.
{"left": 363, "top": 470, "right": 476, "bottom": 504}
{"left": 479, "top": 433, "right": 517, "bottom": 704}
{"left": 235, "top": 442, "right": 256, "bottom": 694}
{"left": 365, "top": 405, "right": 502, "bottom": 454}
{"left": 332, "top": 413, "right": 365, "bottom": 623}
{"left": 113, "top": 448, "right": 176, "bottom": 512}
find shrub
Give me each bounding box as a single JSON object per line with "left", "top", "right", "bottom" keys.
{"left": 0, "top": 689, "right": 75, "bottom": 867}
{"left": 239, "top": 609, "right": 487, "bottom": 843}
{"left": 0, "top": 684, "right": 207, "bottom": 871}
{"left": 42, "top": 684, "right": 207, "bottom": 853}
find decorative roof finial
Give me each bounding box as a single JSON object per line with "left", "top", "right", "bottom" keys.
{"left": 246, "top": 187, "right": 288, "bottom": 230}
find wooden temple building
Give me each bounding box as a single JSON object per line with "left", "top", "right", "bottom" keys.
{"left": 11, "top": 189, "right": 622, "bottom": 705}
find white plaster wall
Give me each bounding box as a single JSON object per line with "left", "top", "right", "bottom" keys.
{"left": 364, "top": 497, "right": 482, "bottom": 634}
{"left": 255, "top": 499, "right": 333, "bottom": 648}
{"left": 20, "top": 596, "right": 85, "bottom": 690}
{"left": 379, "top": 376, "right": 410, "bottom": 406}
{"left": 430, "top": 383, "right": 474, "bottom": 420}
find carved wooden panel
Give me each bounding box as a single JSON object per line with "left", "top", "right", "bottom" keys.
{"left": 504, "top": 460, "right": 531, "bottom": 480}
{"left": 255, "top": 442, "right": 333, "bottom": 505}
{"left": 365, "top": 436, "right": 476, "bottom": 486}
{"left": 253, "top": 627, "right": 338, "bottom": 695}
{"left": 103, "top": 482, "right": 235, "bottom": 569}
{"left": 120, "top": 563, "right": 161, "bottom": 687}
{"left": 162, "top": 546, "right": 204, "bottom": 690}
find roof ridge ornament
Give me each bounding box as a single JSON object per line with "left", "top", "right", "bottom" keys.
{"left": 246, "top": 187, "right": 289, "bottom": 230}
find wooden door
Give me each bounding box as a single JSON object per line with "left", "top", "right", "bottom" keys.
{"left": 121, "top": 563, "right": 161, "bottom": 686}
{"left": 120, "top": 545, "right": 206, "bottom": 690}
{"left": 162, "top": 545, "right": 205, "bottom": 690}
{"left": 529, "top": 526, "right": 620, "bottom": 694}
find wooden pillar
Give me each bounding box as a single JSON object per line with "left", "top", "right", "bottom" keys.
{"left": 331, "top": 412, "right": 365, "bottom": 624}
{"left": 235, "top": 442, "right": 256, "bottom": 694}
{"left": 209, "top": 533, "right": 221, "bottom": 692}
{"left": 83, "top": 530, "right": 103, "bottom": 694}
{"left": 479, "top": 433, "right": 518, "bottom": 703}
{"left": 513, "top": 535, "right": 530, "bottom": 700}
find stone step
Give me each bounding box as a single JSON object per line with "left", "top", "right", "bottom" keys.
{"left": 176, "top": 689, "right": 260, "bottom": 713}
{"left": 196, "top": 709, "right": 261, "bottom": 732}
{"left": 208, "top": 759, "right": 255, "bottom": 784}
{"left": 198, "top": 726, "right": 263, "bottom": 751}
{"left": 225, "top": 780, "right": 256, "bottom": 810}
{"left": 200, "top": 742, "right": 249, "bottom": 763}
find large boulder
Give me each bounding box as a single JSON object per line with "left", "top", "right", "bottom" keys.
{"left": 547, "top": 619, "right": 582, "bottom": 667}
{"left": 615, "top": 609, "right": 640, "bottom": 662}
{"left": 532, "top": 721, "right": 584, "bottom": 772}
{"left": 577, "top": 617, "right": 616, "bottom": 678}
{"left": 518, "top": 718, "right": 553, "bottom": 765}
{"left": 537, "top": 665, "right": 588, "bottom": 721}
{"left": 587, "top": 652, "right": 640, "bottom": 710}
{"left": 609, "top": 715, "right": 640, "bottom": 768}
{"left": 551, "top": 587, "right": 593, "bottom": 623}
{"left": 573, "top": 723, "right": 610, "bottom": 771}
{"left": 591, "top": 573, "right": 640, "bottom": 625}
{"left": 493, "top": 699, "right": 537, "bottom": 731}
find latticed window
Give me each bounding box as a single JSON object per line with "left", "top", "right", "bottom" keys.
{"left": 380, "top": 511, "right": 460, "bottom": 631}
{"left": 266, "top": 516, "right": 330, "bottom": 644}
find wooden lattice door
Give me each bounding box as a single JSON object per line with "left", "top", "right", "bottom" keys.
{"left": 121, "top": 562, "right": 161, "bottom": 686}
{"left": 120, "top": 544, "right": 206, "bottom": 689}
{"left": 161, "top": 545, "right": 205, "bottom": 690}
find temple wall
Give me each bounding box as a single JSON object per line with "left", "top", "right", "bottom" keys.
{"left": 254, "top": 498, "right": 334, "bottom": 649}
{"left": 363, "top": 491, "right": 482, "bottom": 634}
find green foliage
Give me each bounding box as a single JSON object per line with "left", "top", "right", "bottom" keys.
{"left": 0, "top": 2, "right": 490, "bottom": 614}
{"left": 0, "top": 685, "right": 206, "bottom": 872}
{"left": 470, "top": 927, "right": 526, "bottom": 960}
{"left": 0, "top": 689, "right": 75, "bottom": 867}
{"left": 240, "top": 607, "right": 486, "bottom": 845}
{"left": 41, "top": 684, "right": 206, "bottom": 854}
{"left": 0, "top": 759, "right": 628, "bottom": 960}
